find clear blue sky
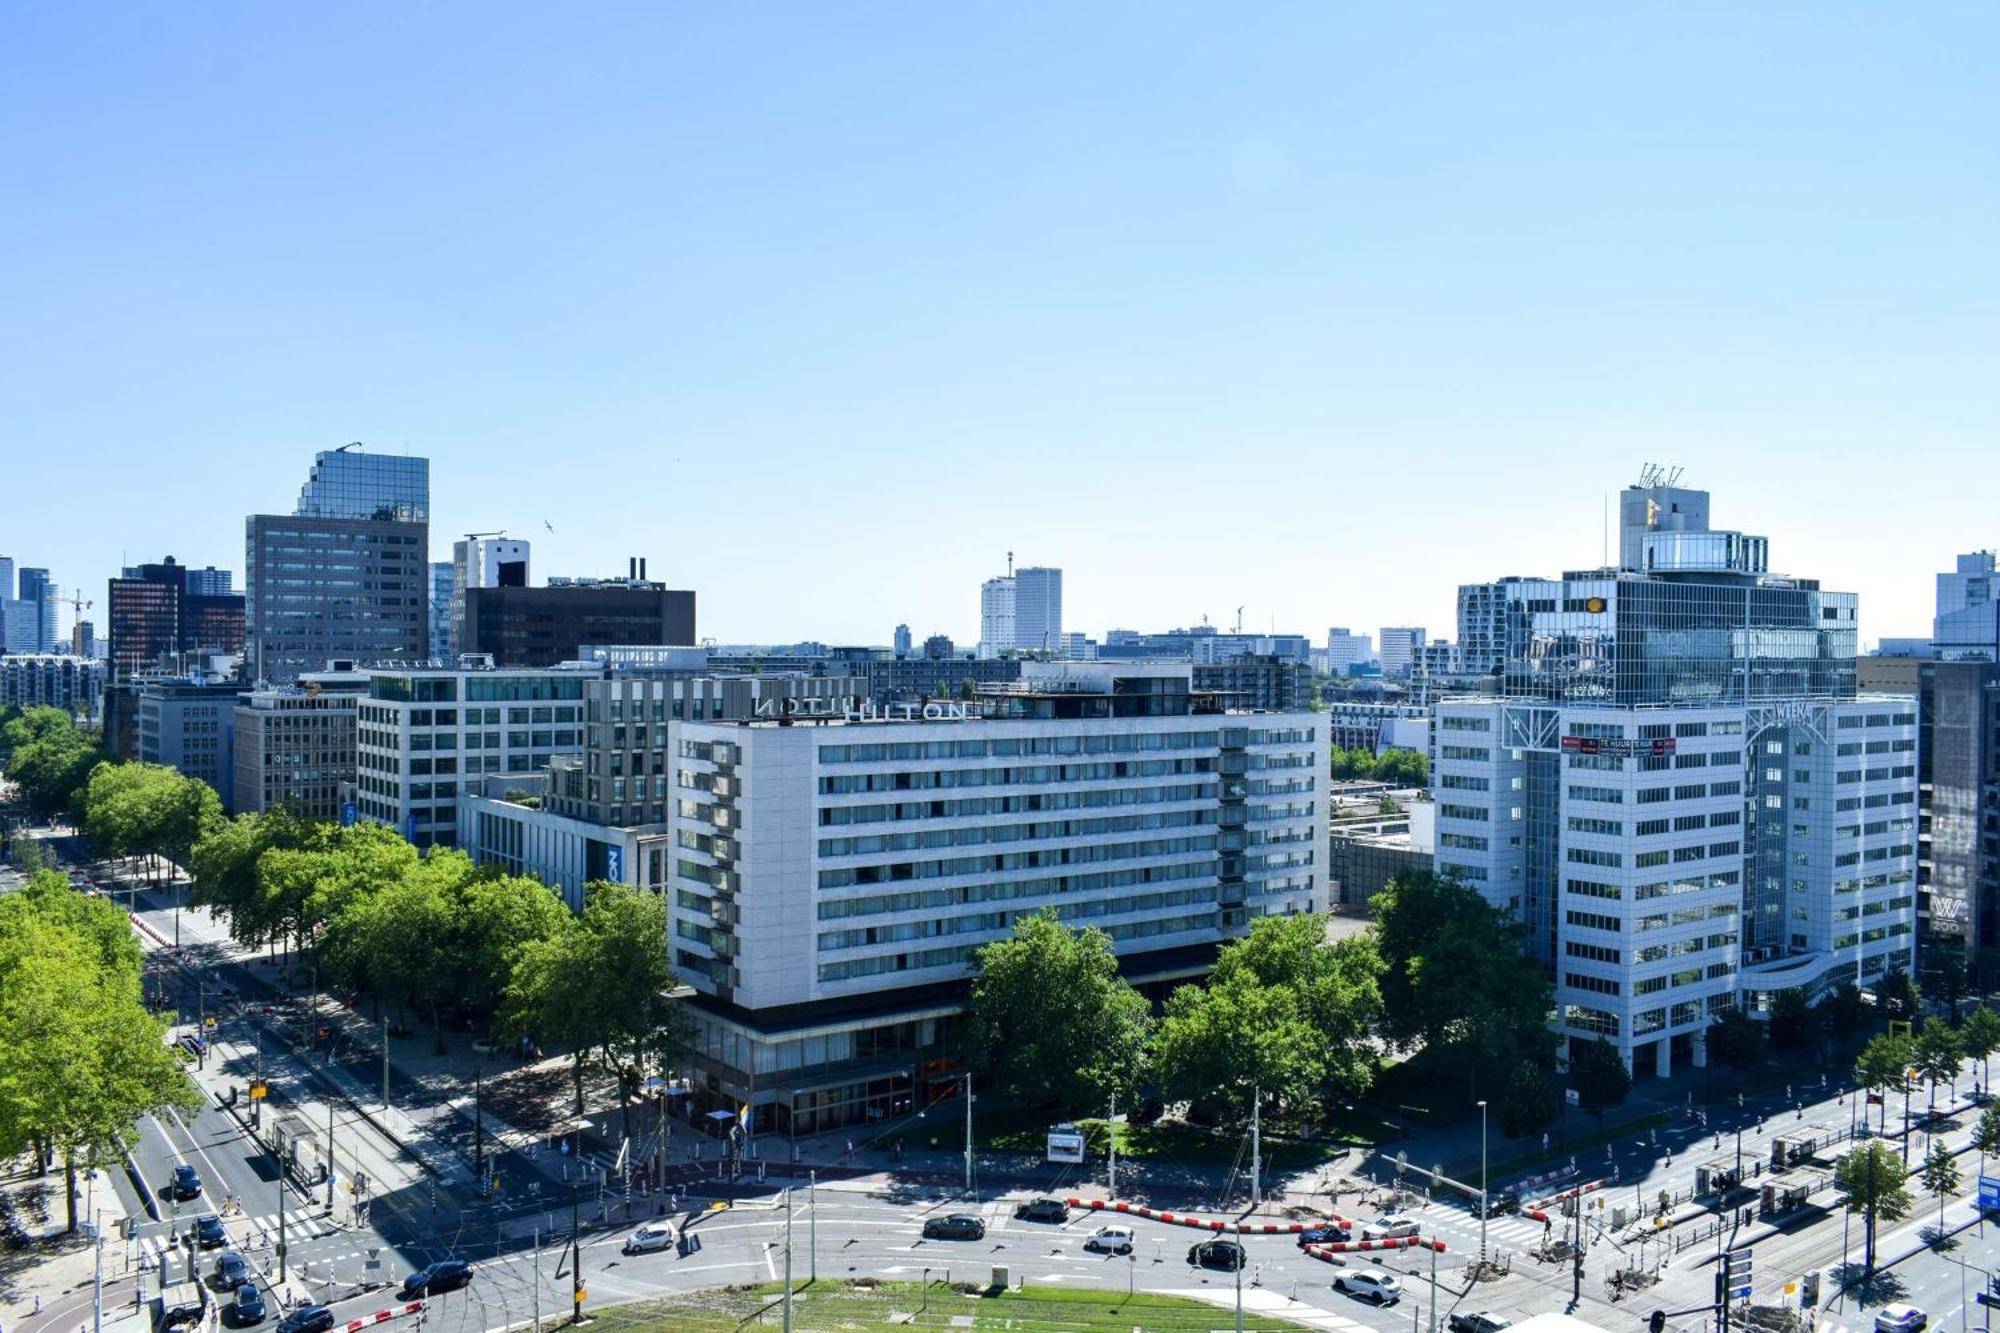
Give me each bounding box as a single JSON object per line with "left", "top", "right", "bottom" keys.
{"left": 4, "top": 3, "right": 1995, "bottom": 647}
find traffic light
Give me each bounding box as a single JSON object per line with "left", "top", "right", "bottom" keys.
{"left": 1650, "top": 1311, "right": 1667, "bottom": 1333}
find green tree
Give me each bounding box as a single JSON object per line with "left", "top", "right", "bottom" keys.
{"left": 188, "top": 808, "right": 322, "bottom": 946}
{"left": 963, "top": 910, "right": 1152, "bottom": 1117}
{"left": 497, "top": 916, "right": 598, "bottom": 1114}
{"left": 1958, "top": 1006, "right": 2000, "bottom": 1092}
{"left": 1705, "top": 1008, "right": 1769, "bottom": 1073}
{"left": 1856, "top": 1033, "right": 1913, "bottom": 1136}
{"left": 1837, "top": 1141, "right": 1912, "bottom": 1273}
{"left": 577, "top": 883, "right": 684, "bottom": 1144}
{"left": 1924, "top": 949, "right": 1969, "bottom": 1023}
{"left": 1815, "top": 982, "right": 1868, "bottom": 1050}
{"left": 0, "top": 885, "right": 200, "bottom": 1232}
{"left": 1912, "top": 1017, "right": 1963, "bottom": 1114}
{"left": 1370, "top": 870, "right": 1556, "bottom": 1093}
{"left": 1496, "top": 1059, "right": 1558, "bottom": 1139}
{"left": 1972, "top": 1103, "right": 2000, "bottom": 1186}
{"left": 1919, "top": 1139, "right": 1960, "bottom": 1233}
{"left": 1373, "top": 748, "right": 1429, "bottom": 787}
{"left": 6, "top": 714, "right": 104, "bottom": 819}
{"left": 1878, "top": 965, "right": 1922, "bottom": 1024}
{"left": 1569, "top": 1037, "right": 1631, "bottom": 1123}
{"left": 1768, "top": 988, "right": 1818, "bottom": 1056}
{"left": 457, "top": 873, "right": 572, "bottom": 1016}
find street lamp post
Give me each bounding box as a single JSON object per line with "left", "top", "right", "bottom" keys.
{"left": 1477, "top": 1099, "right": 1489, "bottom": 1266}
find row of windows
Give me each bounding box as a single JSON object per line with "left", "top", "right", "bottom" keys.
{"left": 818, "top": 731, "right": 1233, "bottom": 763}
{"left": 817, "top": 808, "right": 1215, "bottom": 857}
{"left": 814, "top": 886, "right": 1217, "bottom": 951}
{"left": 814, "top": 909, "right": 1221, "bottom": 982}
{"left": 814, "top": 834, "right": 1219, "bottom": 888}
{"left": 819, "top": 782, "right": 1216, "bottom": 826}
{"left": 817, "top": 757, "right": 1217, "bottom": 794}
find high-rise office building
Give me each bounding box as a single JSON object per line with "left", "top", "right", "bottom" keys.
{"left": 979, "top": 574, "right": 1015, "bottom": 658}
{"left": 1432, "top": 483, "right": 1913, "bottom": 1078}
{"left": 232, "top": 665, "right": 368, "bottom": 819}
{"left": 1934, "top": 552, "right": 1999, "bottom": 662}
{"left": 246, "top": 449, "right": 429, "bottom": 684}
{"left": 14, "top": 568, "right": 56, "bottom": 652}
{"left": 296, "top": 447, "right": 429, "bottom": 522}
{"left": 1915, "top": 659, "right": 2000, "bottom": 978}
{"left": 429, "top": 562, "right": 454, "bottom": 661}
{"left": 1325, "top": 629, "right": 1373, "bottom": 675}
{"left": 185, "top": 567, "right": 234, "bottom": 598}
{"left": 106, "top": 557, "right": 243, "bottom": 679}
{"left": 1378, "top": 627, "right": 1425, "bottom": 677}
{"left": 461, "top": 579, "right": 696, "bottom": 668}
{"left": 1013, "top": 566, "right": 1063, "bottom": 654}
{"left": 450, "top": 537, "right": 531, "bottom": 655}
{"left": 892, "top": 624, "right": 912, "bottom": 659}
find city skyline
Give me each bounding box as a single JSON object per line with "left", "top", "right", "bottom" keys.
{"left": 9, "top": 5, "right": 2000, "bottom": 645}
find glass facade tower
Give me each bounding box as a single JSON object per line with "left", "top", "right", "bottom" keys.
{"left": 296, "top": 448, "right": 429, "bottom": 522}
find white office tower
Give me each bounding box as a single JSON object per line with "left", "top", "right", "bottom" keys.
{"left": 1379, "top": 627, "right": 1425, "bottom": 677}
{"left": 1432, "top": 482, "right": 1914, "bottom": 1078}
{"left": 978, "top": 572, "right": 1015, "bottom": 658}
{"left": 1934, "top": 551, "right": 1999, "bottom": 661}
{"left": 449, "top": 536, "right": 531, "bottom": 655}
{"left": 1325, "top": 629, "right": 1373, "bottom": 674}
{"left": 665, "top": 661, "right": 1325, "bottom": 1133}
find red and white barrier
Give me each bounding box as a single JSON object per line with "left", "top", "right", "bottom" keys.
{"left": 1302, "top": 1237, "right": 1446, "bottom": 1262}
{"left": 340, "top": 1302, "right": 426, "bottom": 1333}
{"left": 1527, "top": 1177, "right": 1608, "bottom": 1211}
{"left": 1064, "top": 1196, "right": 1353, "bottom": 1236}
{"left": 1509, "top": 1164, "right": 1578, "bottom": 1195}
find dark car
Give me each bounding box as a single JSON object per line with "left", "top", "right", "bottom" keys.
{"left": 1475, "top": 1193, "right": 1519, "bottom": 1218}
{"left": 275, "top": 1306, "right": 335, "bottom": 1333}
{"left": 921, "top": 1214, "right": 987, "bottom": 1241}
{"left": 195, "top": 1216, "right": 227, "bottom": 1249}
{"left": 1449, "top": 1314, "right": 1513, "bottom": 1333}
{"left": 400, "top": 1259, "right": 474, "bottom": 1298}
{"left": 1014, "top": 1198, "right": 1070, "bottom": 1223}
{"left": 1187, "top": 1240, "right": 1247, "bottom": 1271}
{"left": 231, "top": 1285, "right": 267, "bottom": 1327}
{"left": 1296, "top": 1223, "right": 1351, "bottom": 1246}
{"left": 171, "top": 1165, "right": 203, "bottom": 1200}
{"left": 214, "top": 1250, "right": 251, "bottom": 1288}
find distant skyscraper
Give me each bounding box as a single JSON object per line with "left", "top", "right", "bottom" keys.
{"left": 893, "top": 624, "right": 912, "bottom": 658}
{"left": 1014, "top": 567, "right": 1063, "bottom": 654}
{"left": 246, "top": 448, "right": 429, "bottom": 684}
{"left": 296, "top": 446, "right": 429, "bottom": 522}
{"left": 1378, "top": 627, "right": 1425, "bottom": 677}
{"left": 185, "top": 567, "right": 234, "bottom": 597}
{"left": 429, "top": 562, "right": 454, "bottom": 661}
{"left": 11, "top": 567, "right": 56, "bottom": 652}
{"left": 1934, "top": 551, "right": 1999, "bottom": 662}
{"left": 977, "top": 556, "right": 1061, "bottom": 657}
{"left": 450, "top": 537, "right": 530, "bottom": 655}
{"left": 1325, "top": 629, "right": 1372, "bottom": 674}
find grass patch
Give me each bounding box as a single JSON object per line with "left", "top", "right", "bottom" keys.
{"left": 589, "top": 1279, "right": 1320, "bottom": 1331}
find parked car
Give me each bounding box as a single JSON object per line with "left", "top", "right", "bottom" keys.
{"left": 1296, "top": 1223, "right": 1351, "bottom": 1246}
{"left": 621, "top": 1222, "right": 678, "bottom": 1255}
{"left": 1449, "top": 1312, "right": 1512, "bottom": 1333}
{"left": 1334, "top": 1269, "right": 1402, "bottom": 1304}
{"left": 275, "top": 1305, "right": 335, "bottom": 1333}
{"left": 171, "top": 1165, "right": 203, "bottom": 1200}
{"left": 1361, "top": 1214, "right": 1420, "bottom": 1240}
{"left": 230, "top": 1285, "right": 267, "bottom": 1327}
{"left": 195, "top": 1215, "right": 227, "bottom": 1249}
{"left": 1014, "top": 1197, "right": 1070, "bottom": 1223}
{"left": 1187, "top": 1240, "right": 1246, "bottom": 1271}
{"left": 214, "top": 1250, "right": 251, "bottom": 1288}
{"left": 1083, "top": 1225, "right": 1135, "bottom": 1254}
{"left": 921, "top": 1214, "right": 986, "bottom": 1241}
{"left": 1875, "top": 1306, "right": 1927, "bottom": 1333}
{"left": 400, "top": 1260, "right": 474, "bottom": 1298}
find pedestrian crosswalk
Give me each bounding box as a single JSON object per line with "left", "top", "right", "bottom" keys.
{"left": 1406, "top": 1200, "right": 1557, "bottom": 1253}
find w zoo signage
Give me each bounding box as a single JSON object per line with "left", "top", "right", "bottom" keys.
{"left": 1046, "top": 1124, "right": 1086, "bottom": 1164}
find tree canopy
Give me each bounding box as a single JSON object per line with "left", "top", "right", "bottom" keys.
{"left": 1836, "top": 1141, "right": 1912, "bottom": 1272}
{"left": 962, "top": 910, "right": 1152, "bottom": 1116}
{"left": 1370, "top": 870, "right": 1555, "bottom": 1090}
{"left": 1569, "top": 1037, "right": 1631, "bottom": 1121}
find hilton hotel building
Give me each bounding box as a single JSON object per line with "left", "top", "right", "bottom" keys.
{"left": 662, "top": 661, "right": 1325, "bottom": 1135}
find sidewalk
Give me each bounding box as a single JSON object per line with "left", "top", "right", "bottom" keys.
{"left": 0, "top": 1165, "right": 133, "bottom": 1333}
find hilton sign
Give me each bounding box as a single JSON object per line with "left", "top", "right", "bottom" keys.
{"left": 752, "top": 696, "right": 976, "bottom": 723}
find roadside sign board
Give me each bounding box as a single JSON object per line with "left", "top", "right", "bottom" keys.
{"left": 1046, "top": 1124, "right": 1085, "bottom": 1164}
{"left": 1978, "top": 1174, "right": 2000, "bottom": 1211}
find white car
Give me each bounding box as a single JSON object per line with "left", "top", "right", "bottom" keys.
{"left": 1084, "top": 1225, "right": 1135, "bottom": 1254}
{"left": 1875, "top": 1306, "right": 1927, "bottom": 1333}
{"left": 621, "top": 1222, "right": 679, "bottom": 1255}
{"left": 1361, "top": 1214, "right": 1421, "bottom": 1240}
{"left": 1335, "top": 1269, "right": 1402, "bottom": 1304}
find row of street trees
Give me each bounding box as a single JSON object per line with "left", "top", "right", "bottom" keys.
{"left": 964, "top": 870, "right": 1557, "bottom": 1130}
{"left": 1327, "top": 746, "right": 1428, "bottom": 786}
{"left": 0, "top": 869, "right": 200, "bottom": 1232}
{"left": 0, "top": 706, "right": 105, "bottom": 818}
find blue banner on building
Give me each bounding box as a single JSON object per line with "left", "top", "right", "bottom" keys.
{"left": 606, "top": 845, "right": 623, "bottom": 881}
{"left": 340, "top": 802, "right": 358, "bottom": 827}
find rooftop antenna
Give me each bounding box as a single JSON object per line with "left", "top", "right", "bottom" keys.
{"left": 336, "top": 441, "right": 362, "bottom": 453}
{"left": 1006, "top": 551, "right": 1013, "bottom": 578}
{"left": 1235, "top": 606, "right": 1244, "bottom": 635}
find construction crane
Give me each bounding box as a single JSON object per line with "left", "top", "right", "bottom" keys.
{"left": 58, "top": 593, "right": 92, "bottom": 617}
